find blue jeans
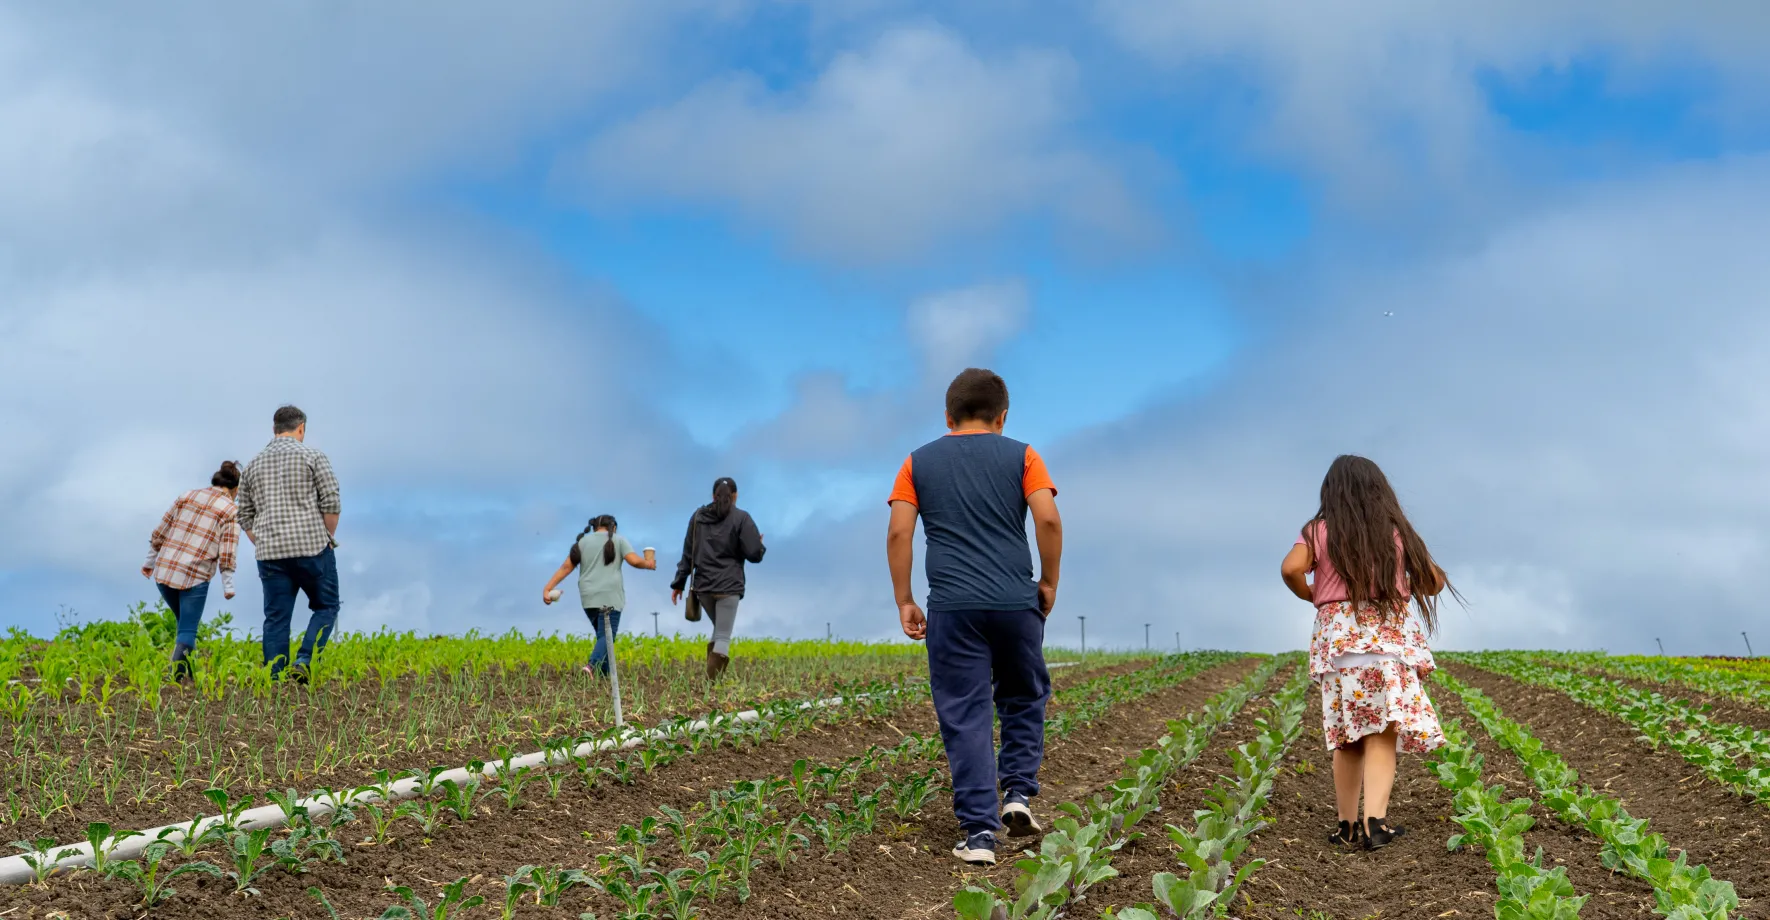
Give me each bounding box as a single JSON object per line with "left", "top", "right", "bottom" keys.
{"left": 927, "top": 608, "right": 1051, "bottom": 833}
{"left": 156, "top": 581, "right": 210, "bottom": 648}
{"left": 585, "top": 608, "right": 622, "bottom": 676}
{"left": 258, "top": 547, "right": 340, "bottom": 676}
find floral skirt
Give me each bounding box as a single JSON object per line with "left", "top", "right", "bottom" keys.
{"left": 1319, "top": 659, "right": 1446, "bottom": 753}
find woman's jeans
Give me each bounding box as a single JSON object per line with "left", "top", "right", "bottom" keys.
{"left": 586, "top": 608, "right": 622, "bottom": 676}
{"left": 155, "top": 581, "right": 210, "bottom": 648}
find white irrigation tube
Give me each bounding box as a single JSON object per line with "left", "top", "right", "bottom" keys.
{"left": 0, "top": 688, "right": 882, "bottom": 885}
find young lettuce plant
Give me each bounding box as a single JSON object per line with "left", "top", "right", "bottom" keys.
{"left": 378, "top": 877, "right": 486, "bottom": 920}
{"left": 106, "top": 840, "right": 226, "bottom": 909}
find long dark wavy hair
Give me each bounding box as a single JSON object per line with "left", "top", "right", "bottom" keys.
{"left": 578, "top": 514, "right": 620, "bottom": 566}
{"left": 1302, "top": 455, "right": 1458, "bottom": 633}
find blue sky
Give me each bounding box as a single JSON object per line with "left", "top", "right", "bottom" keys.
{"left": 3, "top": 2, "right": 1769, "bottom": 654}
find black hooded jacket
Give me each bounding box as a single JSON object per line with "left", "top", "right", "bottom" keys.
{"left": 670, "top": 503, "right": 766, "bottom": 597}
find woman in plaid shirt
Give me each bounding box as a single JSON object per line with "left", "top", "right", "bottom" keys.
{"left": 142, "top": 460, "right": 242, "bottom": 685}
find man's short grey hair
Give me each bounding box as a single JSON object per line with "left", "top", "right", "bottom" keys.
{"left": 272, "top": 405, "right": 307, "bottom": 434}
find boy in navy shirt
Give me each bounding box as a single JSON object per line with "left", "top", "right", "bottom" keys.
{"left": 887, "top": 368, "right": 1063, "bottom": 865}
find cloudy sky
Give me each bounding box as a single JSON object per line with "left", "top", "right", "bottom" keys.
{"left": 4, "top": 2, "right": 1767, "bottom": 655}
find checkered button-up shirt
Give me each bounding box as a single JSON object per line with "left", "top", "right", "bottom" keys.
{"left": 238, "top": 437, "right": 341, "bottom": 562}
{"left": 149, "top": 487, "right": 239, "bottom": 590}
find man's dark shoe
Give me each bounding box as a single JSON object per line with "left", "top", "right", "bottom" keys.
{"left": 1365, "top": 816, "right": 1405, "bottom": 850}
{"left": 1002, "top": 791, "right": 1042, "bottom": 837}
{"left": 706, "top": 651, "right": 729, "bottom": 681}
{"left": 285, "top": 662, "right": 311, "bottom": 686}
{"left": 952, "top": 830, "right": 998, "bottom": 866}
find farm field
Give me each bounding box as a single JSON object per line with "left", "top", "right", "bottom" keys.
{"left": 5, "top": 633, "right": 1770, "bottom": 919}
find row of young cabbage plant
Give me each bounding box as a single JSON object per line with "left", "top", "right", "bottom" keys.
{"left": 1423, "top": 716, "right": 1589, "bottom": 919}
{"left": 1530, "top": 651, "right": 1770, "bottom": 712}
{"left": 952, "top": 656, "right": 1291, "bottom": 920}
{"left": 1435, "top": 672, "right": 1740, "bottom": 920}
{"left": 1456, "top": 652, "right": 1770, "bottom": 804}
{"left": 1106, "top": 664, "right": 1309, "bottom": 920}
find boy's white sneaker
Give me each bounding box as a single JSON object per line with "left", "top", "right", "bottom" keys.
{"left": 952, "top": 830, "right": 998, "bottom": 865}
{"left": 1001, "top": 791, "right": 1042, "bottom": 837}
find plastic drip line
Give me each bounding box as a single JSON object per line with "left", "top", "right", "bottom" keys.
{"left": 0, "top": 689, "right": 890, "bottom": 885}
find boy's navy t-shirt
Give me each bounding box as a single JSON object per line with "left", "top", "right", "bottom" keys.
{"left": 888, "top": 431, "right": 1057, "bottom": 614}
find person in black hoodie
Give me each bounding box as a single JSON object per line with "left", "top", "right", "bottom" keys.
{"left": 670, "top": 477, "right": 766, "bottom": 679}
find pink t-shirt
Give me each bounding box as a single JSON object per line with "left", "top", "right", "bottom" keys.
{"left": 1296, "top": 521, "right": 1409, "bottom": 607}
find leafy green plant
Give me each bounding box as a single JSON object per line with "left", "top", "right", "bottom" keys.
{"left": 106, "top": 840, "right": 226, "bottom": 908}
{"left": 224, "top": 828, "right": 277, "bottom": 895}
{"left": 9, "top": 837, "right": 80, "bottom": 886}
{"left": 83, "top": 821, "right": 142, "bottom": 875}
{"left": 379, "top": 877, "right": 487, "bottom": 920}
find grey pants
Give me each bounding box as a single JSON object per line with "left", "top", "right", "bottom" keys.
{"left": 697, "top": 594, "right": 741, "bottom": 656}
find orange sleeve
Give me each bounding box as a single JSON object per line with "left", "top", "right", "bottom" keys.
{"left": 887, "top": 455, "right": 918, "bottom": 506}
{"left": 1023, "top": 447, "right": 1057, "bottom": 498}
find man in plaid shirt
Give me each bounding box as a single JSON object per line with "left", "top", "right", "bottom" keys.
{"left": 238, "top": 404, "right": 342, "bottom": 682}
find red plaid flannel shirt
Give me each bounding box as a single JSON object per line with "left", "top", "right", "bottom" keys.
{"left": 149, "top": 487, "right": 239, "bottom": 590}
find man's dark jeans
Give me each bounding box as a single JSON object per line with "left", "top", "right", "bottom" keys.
{"left": 259, "top": 547, "right": 340, "bottom": 677}
{"left": 926, "top": 608, "right": 1051, "bottom": 833}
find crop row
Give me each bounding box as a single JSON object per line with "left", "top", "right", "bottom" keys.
{"left": 955, "top": 656, "right": 1287, "bottom": 920}
{"left": 1529, "top": 651, "right": 1770, "bottom": 712}
{"left": 5, "top": 677, "right": 922, "bottom": 896}
{"left": 364, "top": 652, "right": 1232, "bottom": 919}
{"left": 1434, "top": 672, "right": 1740, "bottom": 919}
{"left": 2, "top": 603, "right": 933, "bottom": 699}
{"left": 1457, "top": 652, "right": 1770, "bottom": 804}
{"left": 1424, "top": 713, "right": 1589, "bottom": 920}
{"left": 1107, "top": 662, "right": 1309, "bottom": 920}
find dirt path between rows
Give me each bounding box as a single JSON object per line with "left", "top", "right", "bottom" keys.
{"left": 717, "top": 655, "right": 1267, "bottom": 920}
{"left": 1447, "top": 661, "right": 1769, "bottom": 915}
{"left": 6, "top": 659, "right": 1158, "bottom": 919}
{"left": 1562, "top": 661, "right": 1770, "bottom": 733}
{"left": 1083, "top": 665, "right": 1292, "bottom": 914}
{"left": 1231, "top": 669, "right": 1676, "bottom": 920}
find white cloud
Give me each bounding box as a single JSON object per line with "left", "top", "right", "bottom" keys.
{"left": 908, "top": 280, "right": 1029, "bottom": 383}
{"left": 576, "top": 25, "right": 1149, "bottom": 261}
{"left": 1094, "top": 0, "right": 1770, "bottom": 197}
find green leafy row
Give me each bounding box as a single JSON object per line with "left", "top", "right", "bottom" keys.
{"left": 1530, "top": 651, "right": 1770, "bottom": 716}
{"left": 1457, "top": 652, "right": 1770, "bottom": 804}
{"left": 1045, "top": 653, "right": 1248, "bottom": 739}
{"left": 954, "top": 656, "right": 1291, "bottom": 920}
{"left": 1435, "top": 672, "right": 1738, "bottom": 919}
{"left": 1104, "top": 663, "right": 1309, "bottom": 920}
{"left": 1425, "top": 716, "right": 1588, "bottom": 920}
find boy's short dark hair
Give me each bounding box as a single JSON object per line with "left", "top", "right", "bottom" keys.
{"left": 945, "top": 368, "right": 1010, "bottom": 424}
{"left": 273, "top": 405, "right": 307, "bottom": 434}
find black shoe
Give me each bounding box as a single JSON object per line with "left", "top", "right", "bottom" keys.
{"left": 952, "top": 830, "right": 998, "bottom": 865}
{"left": 285, "top": 662, "right": 311, "bottom": 685}
{"left": 1365, "top": 817, "right": 1405, "bottom": 850}
{"left": 1328, "top": 819, "right": 1363, "bottom": 846}
{"left": 169, "top": 643, "right": 196, "bottom": 686}
{"left": 1001, "top": 791, "right": 1042, "bottom": 837}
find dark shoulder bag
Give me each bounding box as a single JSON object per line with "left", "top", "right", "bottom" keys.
{"left": 683, "top": 516, "right": 702, "bottom": 622}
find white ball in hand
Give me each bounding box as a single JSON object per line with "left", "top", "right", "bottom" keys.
{"left": 546, "top": 589, "right": 563, "bottom": 602}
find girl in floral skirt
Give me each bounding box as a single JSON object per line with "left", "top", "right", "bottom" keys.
{"left": 1281, "top": 455, "right": 1459, "bottom": 850}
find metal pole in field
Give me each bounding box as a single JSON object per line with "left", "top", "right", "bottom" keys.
{"left": 652, "top": 611, "right": 660, "bottom": 638}
{"left": 1655, "top": 637, "right": 1665, "bottom": 656}
{"left": 1144, "top": 623, "right": 1150, "bottom": 650}
{"left": 1078, "top": 616, "right": 1086, "bottom": 657}
{"left": 602, "top": 609, "right": 624, "bottom": 728}
{"left": 1175, "top": 631, "right": 1180, "bottom": 652}
{"left": 826, "top": 622, "right": 832, "bottom": 641}
{"left": 1745, "top": 632, "right": 1755, "bottom": 657}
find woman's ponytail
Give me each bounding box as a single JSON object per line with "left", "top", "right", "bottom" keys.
{"left": 600, "top": 515, "right": 619, "bottom": 566}
{"left": 711, "top": 477, "right": 736, "bottom": 519}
